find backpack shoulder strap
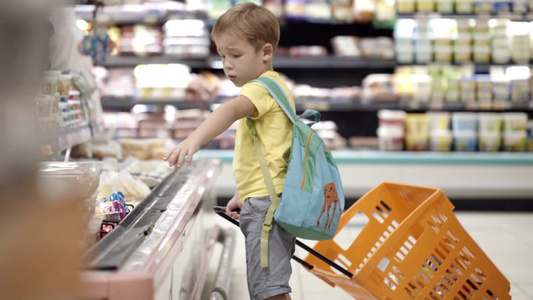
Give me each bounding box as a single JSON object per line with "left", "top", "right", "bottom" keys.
{"left": 251, "top": 77, "right": 297, "bottom": 124}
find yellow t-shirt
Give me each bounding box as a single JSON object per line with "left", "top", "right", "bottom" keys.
{"left": 234, "top": 71, "right": 295, "bottom": 202}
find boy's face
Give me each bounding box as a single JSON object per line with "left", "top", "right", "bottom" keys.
{"left": 214, "top": 33, "right": 271, "bottom": 87}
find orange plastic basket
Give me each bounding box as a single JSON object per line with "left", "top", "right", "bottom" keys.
{"left": 304, "top": 182, "right": 511, "bottom": 300}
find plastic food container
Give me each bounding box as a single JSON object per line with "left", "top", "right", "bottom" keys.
{"left": 436, "top": 0, "right": 453, "bottom": 12}
{"left": 453, "top": 112, "right": 478, "bottom": 132}
{"left": 454, "top": 131, "right": 478, "bottom": 151}
{"left": 456, "top": 0, "right": 474, "bottom": 13}
{"left": 397, "top": 0, "right": 416, "bottom": 13}
{"left": 454, "top": 46, "right": 472, "bottom": 62}
{"left": 435, "top": 45, "right": 452, "bottom": 62}
{"left": 417, "top": 0, "right": 435, "bottom": 12}
{"left": 479, "top": 132, "right": 502, "bottom": 152}
{"left": 377, "top": 126, "right": 405, "bottom": 151}
{"left": 415, "top": 45, "right": 432, "bottom": 63}
{"left": 492, "top": 48, "right": 511, "bottom": 64}
{"left": 405, "top": 113, "right": 429, "bottom": 135}
{"left": 430, "top": 130, "right": 453, "bottom": 151}
{"left": 427, "top": 111, "right": 451, "bottom": 131}
{"left": 474, "top": 1, "right": 492, "bottom": 13}
{"left": 503, "top": 131, "right": 527, "bottom": 151}
{"left": 503, "top": 112, "right": 528, "bottom": 132}
{"left": 473, "top": 46, "right": 491, "bottom": 63}
{"left": 478, "top": 113, "right": 502, "bottom": 133}
{"left": 406, "top": 134, "right": 429, "bottom": 151}
{"left": 378, "top": 110, "right": 406, "bottom": 127}
{"left": 473, "top": 32, "right": 491, "bottom": 47}
{"left": 396, "top": 45, "right": 414, "bottom": 63}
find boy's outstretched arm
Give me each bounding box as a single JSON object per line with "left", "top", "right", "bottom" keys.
{"left": 164, "top": 95, "right": 255, "bottom": 167}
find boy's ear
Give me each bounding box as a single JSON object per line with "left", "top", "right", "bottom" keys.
{"left": 262, "top": 43, "right": 274, "bottom": 62}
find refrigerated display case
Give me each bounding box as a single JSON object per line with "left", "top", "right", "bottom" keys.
{"left": 76, "top": 158, "right": 235, "bottom": 300}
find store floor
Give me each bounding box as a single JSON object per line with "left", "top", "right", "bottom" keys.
{"left": 219, "top": 212, "right": 533, "bottom": 300}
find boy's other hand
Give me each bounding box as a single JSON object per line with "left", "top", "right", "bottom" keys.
{"left": 163, "top": 138, "right": 200, "bottom": 167}
{"left": 226, "top": 195, "right": 242, "bottom": 219}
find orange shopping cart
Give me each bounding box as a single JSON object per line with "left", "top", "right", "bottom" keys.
{"left": 303, "top": 182, "right": 511, "bottom": 300}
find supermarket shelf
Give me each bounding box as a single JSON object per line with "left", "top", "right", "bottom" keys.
{"left": 196, "top": 149, "right": 533, "bottom": 165}
{"left": 397, "top": 62, "right": 533, "bottom": 73}
{"left": 102, "top": 96, "right": 533, "bottom": 112}
{"left": 397, "top": 12, "right": 533, "bottom": 21}
{"left": 100, "top": 55, "right": 207, "bottom": 68}
{"left": 101, "top": 97, "right": 205, "bottom": 110}
{"left": 75, "top": 7, "right": 207, "bottom": 25}
{"left": 100, "top": 55, "right": 396, "bottom": 69}
{"left": 208, "top": 55, "right": 396, "bottom": 70}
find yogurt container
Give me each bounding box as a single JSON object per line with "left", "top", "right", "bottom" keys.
{"left": 502, "top": 112, "right": 528, "bottom": 132}
{"left": 478, "top": 113, "right": 502, "bottom": 133}
{"left": 452, "top": 112, "right": 478, "bottom": 132}
{"left": 378, "top": 110, "right": 407, "bottom": 128}
{"left": 503, "top": 131, "right": 527, "bottom": 151}
{"left": 430, "top": 130, "right": 453, "bottom": 151}
{"left": 377, "top": 126, "right": 405, "bottom": 151}
{"left": 479, "top": 132, "right": 502, "bottom": 152}
{"left": 453, "top": 131, "right": 478, "bottom": 151}
{"left": 427, "top": 111, "right": 451, "bottom": 131}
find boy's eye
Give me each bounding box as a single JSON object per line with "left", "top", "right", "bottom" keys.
{"left": 232, "top": 54, "right": 241, "bottom": 58}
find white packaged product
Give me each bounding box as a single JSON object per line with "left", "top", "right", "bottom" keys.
{"left": 456, "top": 0, "right": 474, "bottom": 13}
{"left": 452, "top": 112, "right": 478, "bottom": 133}
{"left": 435, "top": 0, "right": 453, "bottom": 12}
{"left": 453, "top": 131, "right": 477, "bottom": 152}
{"left": 503, "top": 131, "right": 527, "bottom": 151}
{"left": 479, "top": 132, "right": 502, "bottom": 152}
{"left": 478, "top": 113, "right": 502, "bottom": 133}
{"left": 430, "top": 130, "right": 452, "bottom": 151}
{"left": 377, "top": 126, "right": 404, "bottom": 151}
{"left": 502, "top": 112, "right": 528, "bottom": 132}
{"left": 378, "top": 110, "right": 406, "bottom": 127}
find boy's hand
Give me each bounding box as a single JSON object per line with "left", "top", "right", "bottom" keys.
{"left": 163, "top": 138, "right": 200, "bottom": 167}
{"left": 226, "top": 195, "right": 242, "bottom": 219}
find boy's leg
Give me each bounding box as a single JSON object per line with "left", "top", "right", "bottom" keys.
{"left": 266, "top": 294, "right": 291, "bottom": 300}
{"left": 265, "top": 294, "right": 291, "bottom": 300}
{"left": 239, "top": 195, "right": 296, "bottom": 300}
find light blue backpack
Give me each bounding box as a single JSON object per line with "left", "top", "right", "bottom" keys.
{"left": 246, "top": 76, "right": 345, "bottom": 267}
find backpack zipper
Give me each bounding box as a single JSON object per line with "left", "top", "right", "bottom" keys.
{"left": 300, "top": 130, "right": 314, "bottom": 189}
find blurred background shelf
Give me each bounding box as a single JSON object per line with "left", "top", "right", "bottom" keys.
{"left": 101, "top": 96, "right": 533, "bottom": 112}
{"left": 100, "top": 56, "right": 207, "bottom": 68}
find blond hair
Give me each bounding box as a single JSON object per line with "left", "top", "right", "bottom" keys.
{"left": 211, "top": 2, "right": 280, "bottom": 52}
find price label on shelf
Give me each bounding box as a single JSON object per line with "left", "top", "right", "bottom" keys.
{"left": 492, "top": 101, "right": 511, "bottom": 111}
{"left": 143, "top": 15, "right": 158, "bottom": 25}
{"left": 429, "top": 101, "right": 443, "bottom": 111}
{"left": 465, "top": 102, "right": 478, "bottom": 111}
{"left": 497, "top": 13, "right": 522, "bottom": 21}
{"left": 478, "top": 101, "right": 492, "bottom": 111}
{"left": 408, "top": 101, "right": 422, "bottom": 110}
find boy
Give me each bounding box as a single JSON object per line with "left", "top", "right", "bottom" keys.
{"left": 163, "top": 3, "right": 295, "bottom": 300}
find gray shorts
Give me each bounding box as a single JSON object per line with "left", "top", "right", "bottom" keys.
{"left": 239, "top": 195, "right": 296, "bottom": 300}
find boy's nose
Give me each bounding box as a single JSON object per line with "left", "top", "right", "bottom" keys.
{"left": 223, "top": 60, "right": 232, "bottom": 70}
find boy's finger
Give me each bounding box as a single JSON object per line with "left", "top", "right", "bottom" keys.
{"left": 163, "top": 149, "right": 173, "bottom": 161}
{"left": 167, "top": 149, "right": 181, "bottom": 167}
{"left": 186, "top": 151, "right": 194, "bottom": 165}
